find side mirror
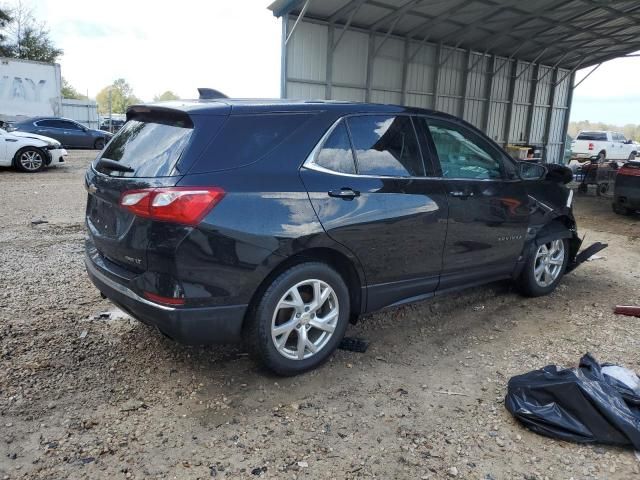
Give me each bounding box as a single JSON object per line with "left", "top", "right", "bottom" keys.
{"left": 518, "top": 161, "right": 547, "bottom": 181}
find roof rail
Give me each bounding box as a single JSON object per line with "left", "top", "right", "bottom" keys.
{"left": 198, "top": 88, "right": 228, "bottom": 100}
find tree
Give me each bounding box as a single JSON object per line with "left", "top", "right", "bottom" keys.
{"left": 96, "top": 78, "right": 141, "bottom": 114}
{"left": 0, "top": 7, "right": 11, "bottom": 56}
{"left": 2, "top": 1, "right": 62, "bottom": 62}
{"left": 61, "top": 77, "right": 86, "bottom": 100}
{"left": 153, "top": 90, "right": 180, "bottom": 102}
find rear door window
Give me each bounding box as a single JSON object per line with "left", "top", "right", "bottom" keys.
{"left": 314, "top": 121, "right": 356, "bottom": 174}
{"left": 346, "top": 115, "right": 424, "bottom": 177}
{"left": 95, "top": 115, "right": 193, "bottom": 177}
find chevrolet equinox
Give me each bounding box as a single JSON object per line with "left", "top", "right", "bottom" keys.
{"left": 84, "top": 99, "right": 602, "bottom": 375}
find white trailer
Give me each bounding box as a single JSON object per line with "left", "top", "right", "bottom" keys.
{"left": 0, "top": 57, "right": 62, "bottom": 121}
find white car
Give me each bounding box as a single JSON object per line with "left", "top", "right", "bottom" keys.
{"left": 0, "top": 128, "right": 68, "bottom": 172}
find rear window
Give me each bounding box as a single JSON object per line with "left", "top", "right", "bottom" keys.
{"left": 577, "top": 132, "right": 607, "bottom": 141}
{"left": 95, "top": 115, "right": 193, "bottom": 177}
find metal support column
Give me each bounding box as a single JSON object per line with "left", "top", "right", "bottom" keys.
{"left": 482, "top": 55, "right": 496, "bottom": 133}
{"left": 543, "top": 68, "right": 559, "bottom": 162}
{"left": 432, "top": 43, "right": 442, "bottom": 110}
{"left": 365, "top": 32, "right": 375, "bottom": 102}
{"left": 280, "top": 14, "right": 289, "bottom": 98}
{"left": 558, "top": 72, "right": 576, "bottom": 165}
{"left": 400, "top": 37, "right": 410, "bottom": 105}
{"left": 525, "top": 63, "right": 540, "bottom": 144}
{"left": 458, "top": 49, "right": 472, "bottom": 119}
{"left": 502, "top": 60, "right": 518, "bottom": 146}
{"left": 325, "top": 23, "right": 334, "bottom": 99}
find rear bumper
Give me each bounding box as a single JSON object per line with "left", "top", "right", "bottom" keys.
{"left": 85, "top": 252, "right": 247, "bottom": 344}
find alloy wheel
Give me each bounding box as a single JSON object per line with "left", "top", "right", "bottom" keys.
{"left": 271, "top": 279, "right": 339, "bottom": 360}
{"left": 533, "top": 240, "right": 565, "bottom": 288}
{"left": 19, "top": 150, "right": 43, "bottom": 171}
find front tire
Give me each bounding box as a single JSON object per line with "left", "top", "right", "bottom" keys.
{"left": 246, "top": 262, "right": 350, "bottom": 376}
{"left": 14, "top": 147, "right": 46, "bottom": 173}
{"left": 94, "top": 138, "right": 105, "bottom": 150}
{"left": 518, "top": 238, "right": 569, "bottom": 297}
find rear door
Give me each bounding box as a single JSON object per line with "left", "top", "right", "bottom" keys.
{"left": 85, "top": 111, "right": 199, "bottom": 271}
{"left": 418, "top": 116, "right": 529, "bottom": 290}
{"left": 300, "top": 114, "right": 448, "bottom": 311}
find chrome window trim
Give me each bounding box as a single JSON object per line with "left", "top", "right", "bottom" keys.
{"left": 302, "top": 116, "right": 519, "bottom": 183}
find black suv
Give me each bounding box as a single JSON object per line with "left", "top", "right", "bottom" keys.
{"left": 84, "top": 99, "right": 602, "bottom": 375}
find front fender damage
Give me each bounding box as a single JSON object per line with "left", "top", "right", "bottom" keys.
{"left": 523, "top": 192, "right": 607, "bottom": 275}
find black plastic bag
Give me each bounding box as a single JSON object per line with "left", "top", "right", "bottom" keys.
{"left": 505, "top": 353, "right": 640, "bottom": 448}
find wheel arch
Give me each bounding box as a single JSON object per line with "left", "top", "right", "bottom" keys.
{"left": 242, "top": 247, "right": 365, "bottom": 332}
{"left": 12, "top": 145, "right": 48, "bottom": 168}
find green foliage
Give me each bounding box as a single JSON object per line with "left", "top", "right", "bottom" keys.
{"left": 153, "top": 90, "right": 180, "bottom": 102}
{"left": 96, "top": 79, "right": 142, "bottom": 114}
{"left": 0, "top": 6, "right": 12, "bottom": 56}
{"left": 61, "top": 77, "right": 87, "bottom": 100}
{"left": 569, "top": 120, "right": 640, "bottom": 142}
{"left": 0, "top": 2, "right": 62, "bottom": 62}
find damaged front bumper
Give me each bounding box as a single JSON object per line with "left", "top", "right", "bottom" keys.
{"left": 565, "top": 240, "right": 608, "bottom": 273}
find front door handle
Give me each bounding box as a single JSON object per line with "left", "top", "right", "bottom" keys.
{"left": 449, "top": 190, "right": 474, "bottom": 199}
{"left": 328, "top": 188, "right": 360, "bottom": 200}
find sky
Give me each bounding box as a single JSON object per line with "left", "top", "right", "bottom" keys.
{"left": 31, "top": 0, "right": 283, "bottom": 101}
{"left": 20, "top": 0, "right": 640, "bottom": 125}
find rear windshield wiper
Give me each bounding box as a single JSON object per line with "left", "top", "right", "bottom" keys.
{"left": 96, "top": 158, "right": 134, "bottom": 173}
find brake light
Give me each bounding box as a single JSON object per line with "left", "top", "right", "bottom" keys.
{"left": 588, "top": 143, "right": 594, "bottom": 151}
{"left": 120, "top": 187, "right": 225, "bottom": 226}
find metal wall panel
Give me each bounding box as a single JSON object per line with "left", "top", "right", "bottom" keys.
{"left": 286, "top": 20, "right": 327, "bottom": 84}
{"left": 282, "top": 17, "right": 574, "bottom": 163}
{"left": 333, "top": 29, "right": 369, "bottom": 86}
{"left": 287, "top": 81, "right": 326, "bottom": 100}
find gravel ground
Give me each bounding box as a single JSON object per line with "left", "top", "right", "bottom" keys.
{"left": 0, "top": 151, "right": 639, "bottom": 480}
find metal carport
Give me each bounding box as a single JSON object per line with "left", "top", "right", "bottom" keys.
{"left": 268, "top": 0, "right": 640, "bottom": 163}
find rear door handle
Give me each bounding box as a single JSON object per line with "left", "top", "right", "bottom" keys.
{"left": 328, "top": 188, "right": 360, "bottom": 200}
{"left": 449, "top": 190, "right": 474, "bottom": 199}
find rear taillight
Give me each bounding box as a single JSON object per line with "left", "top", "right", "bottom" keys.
{"left": 120, "top": 187, "right": 225, "bottom": 226}
{"left": 588, "top": 143, "right": 594, "bottom": 151}
{"left": 143, "top": 291, "right": 185, "bottom": 306}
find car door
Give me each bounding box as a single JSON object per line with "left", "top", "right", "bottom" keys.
{"left": 417, "top": 116, "right": 530, "bottom": 291}
{"left": 300, "top": 114, "right": 449, "bottom": 311}
{"left": 59, "top": 120, "right": 89, "bottom": 148}
{"left": 0, "top": 130, "right": 8, "bottom": 165}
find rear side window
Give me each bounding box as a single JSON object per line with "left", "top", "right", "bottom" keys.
{"left": 347, "top": 115, "right": 424, "bottom": 177}
{"left": 577, "top": 132, "right": 607, "bottom": 141}
{"left": 315, "top": 122, "right": 356, "bottom": 174}
{"left": 95, "top": 115, "right": 193, "bottom": 177}
{"left": 202, "top": 113, "right": 313, "bottom": 171}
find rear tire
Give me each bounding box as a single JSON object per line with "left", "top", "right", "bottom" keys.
{"left": 14, "top": 147, "right": 46, "bottom": 173}
{"left": 518, "top": 237, "right": 569, "bottom": 297}
{"left": 94, "top": 138, "right": 105, "bottom": 150}
{"left": 246, "top": 262, "right": 350, "bottom": 376}
{"left": 629, "top": 152, "right": 636, "bottom": 161}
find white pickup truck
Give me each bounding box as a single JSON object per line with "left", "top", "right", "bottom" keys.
{"left": 570, "top": 131, "right": 637, "bottom": 165}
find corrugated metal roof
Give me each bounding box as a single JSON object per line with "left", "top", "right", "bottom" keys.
{"left": 269, "top": 0, "right": 640, "bottom": 68}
